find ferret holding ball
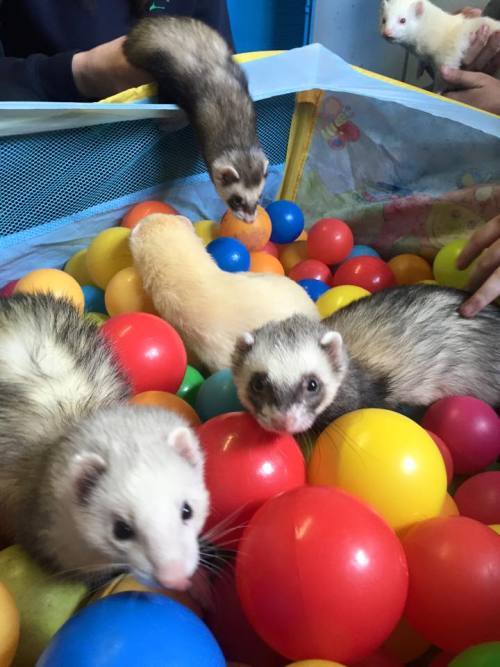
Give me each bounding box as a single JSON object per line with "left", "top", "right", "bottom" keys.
{"left": 0, "top": 293, "right": 209, "bottom": 590}
{"left": 380, "top": 0, "right": 500, "bottom": 82}
{"left": 129, "top": 213, "right": 319, "bottom": 373}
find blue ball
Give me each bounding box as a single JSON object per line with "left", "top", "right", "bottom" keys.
{"left": 37, "top": 593, "right": 225, "bottom": 667}
{"left": 82, "top": 285, "right": 106, "bottom": 314}
{"left": 206, "top": 237, "right": 250, "bottom": 272}
{"left": 195, "top": 368, "right": 244, "bottom": 421}
{"left": 266, "top": 200, "right": 305, "bottom": 244}
{"left": 297, "top": 278, "right": 330, "bottom": 302}
{"left": 346, "top": 245, "right": 381, "bottom": 261}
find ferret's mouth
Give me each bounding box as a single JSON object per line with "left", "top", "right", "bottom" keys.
{"left": 232, "top": 210, "right": 257, "bottom": 224}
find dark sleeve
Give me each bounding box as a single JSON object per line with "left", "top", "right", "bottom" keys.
{"left": 194, "top": 0, "right": 235, "bottom": 51}
{"left": 0, "top": 48, "right": 84, "bottom": 102}
{"left": 484, "top": 0, "right": 500, "bottom": 20}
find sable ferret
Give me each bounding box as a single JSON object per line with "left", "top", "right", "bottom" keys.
{"left": 231, "top": 285, "right": 500, "bottom": 434}
{"left": 129, "top": 213, "right": 319, "bottom": 373}
{"left": 0, "top": 294, "right": 209, "bottom": 590}
{"left": 124, "top": 16, "right": 268, "bottom": 222}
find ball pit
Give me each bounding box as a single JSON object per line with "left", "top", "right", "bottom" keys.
{"left": 14, "top": 268, "right": 85, "bottom": 312}
{"left": 207, "top": 237, "right": 251, "bottom": 272}
{"left": 220, "top": 205, "right": 272, "bottom": 251}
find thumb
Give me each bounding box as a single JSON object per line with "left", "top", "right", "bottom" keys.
{"left": 440, "top": 66, "right": 482, "bottom": 89}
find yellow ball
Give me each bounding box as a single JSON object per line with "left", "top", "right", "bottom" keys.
{"left": 489, "top": 524, "right": 500, "bottom": 535}
{"left": 0, "top": 582, "right": 19, "bottom": 667}
{"left": 194, "top": 219, "right": 218, "bottom": 246}
{"left": 64, "top": 249, "right": 95, "bottom": 286}
{"left": 14, "top": 268, "right": 84, "bottom": 312}
{"left": 316, "top": 285, "right": 370, "bottom": 318}
{"left": 286, "top": 662, "right": 346, "bottom": 667}
{"left": 104, "top": 266, "right": 156, "bottom": 317}
{"left": 85, "top": 227, "right": 132, "bottom": 289}
{"left": 433, "top": 239, "right": 475, "bottom": 290}
{"left": 308, "top": 409, "right": 447, "bottom": 533}
{"left": 419, "top": 280, "right": 438, "bottom": 285}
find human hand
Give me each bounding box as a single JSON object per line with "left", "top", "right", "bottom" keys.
{"left": 440, "top": 66, "right": 500, "bottom": 114}
{"left": 72, "top": 36, "right": 153, "bottom": 100}
{"left": 457, "top": 214, "right": 500, "bottom": 317}
{"left": 463, "top": 25, "right": 500, "bottom": 74}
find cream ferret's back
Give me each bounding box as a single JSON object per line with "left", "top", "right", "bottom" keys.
{"left": 130, "top": 214, "right": 319, "bottom": 372}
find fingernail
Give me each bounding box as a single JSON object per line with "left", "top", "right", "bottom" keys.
{"left": 460, "top": 303, "right": 476, "bottom": 318}
{"left": 441, "top": 66, "right": 451, "bottom": 76}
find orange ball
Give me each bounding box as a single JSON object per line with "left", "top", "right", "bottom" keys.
{"left": 219, "top": 205, "right": 272, "bottom": 251}
{"left": 440, "top": 493, "right": 460, "bottom": 517}
{"left": 388, "top": 254, "right": 433, "bottom": 285}
{"left": 121, "top": 200, "right": 178, "bottom": 230}
{"left": 104, "top": 266, "right": 156, "bottom": 317}
{"left": 14, "top": 268, "right": 84, "bottom": 312}
{"left": 131, "top": 391, "right": 201, "bottom": 428}
{"left": 297, "top": 229, "right": 308, "bottom": 241}
{"left": 250, "top": 252, "right": 285, "bottom": 275}
{"left": 279, "top": 240, "right": 309, "bottom": 274}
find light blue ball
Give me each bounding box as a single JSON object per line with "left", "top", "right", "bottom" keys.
{"left": 82, "top": 284, "right": 106, "bottom": 314}
{"left": 267, "top": 200, "right": 305, "bottom": 244}
{"left": 206, "top": 237, "right": 250, "bottom": 272}
{"left": 37, "top": 593, "right": 225, "bottom": 667}
{"left": 346, "top": 245, "right": 381, "bottom": 261}
{"left": 195, "top": 368, "right": 244, "bottom": 421}
{"left": 297, "top": 278, "right": 330, "bottom": 302}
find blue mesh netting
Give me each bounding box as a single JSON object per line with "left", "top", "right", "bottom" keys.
{"left": 0, "top": 93, "right": 295, "bottom": 242}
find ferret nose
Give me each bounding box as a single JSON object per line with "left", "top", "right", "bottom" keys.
{"left": 383, "top": 29, "right": 393, "bottom": 39}
{"left": 155, "top": 561, "right": 191, "bottom": 592}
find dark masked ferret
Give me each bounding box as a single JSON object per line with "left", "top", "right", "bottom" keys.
{"left": 232, "top": 284, "right": 500, "bottom": 433}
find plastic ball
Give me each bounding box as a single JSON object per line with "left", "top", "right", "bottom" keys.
{"left": 195, "top": 369, "right": 244, "bottom": 421}
{"left": 0, "top": 279, "right": 19, "bottom": 298}
{"left": 429, "top": 654, "right": 454, "bottom": 667}
{"left": 402, "top": 516, "right": 500, "bottom": 654}
{"left": 84, "top": 312, "right": 108, "bottom": 326}
{"left": 82, "top": 285, "right": 106, "bottom": 314}
{"left": 288, "top": 259, "right": 333, "bottom": 283}
{"left": 64, "top": 249, "right": 95, "bottom": 286}
{"left": 198, "top": 412, "right": 305, "bottom": 541}
{"left": 207, "top": 237, "right": 250, "bottom": 272}
{"left": 353, "top": 651, "right": 404, "bottom": 667}
{"left": 286, "top": 662, "right": 346, "bottom": 667}
{"left": 308, "top": 409, "right": 447, "bottom": 533}
{"left": 14, "top": 268, "right": 84, "bottom": 312}
{"left": 121, "top": 200, "right": 178, "bottom": 229}
{"left": 0, "top": 582, "right": 19, "bottom": 667}
{"left": 307, "top": 218, "right": 354, "bottom": 265}
{"left": 490, "top": 524, "right": 500, "bottom": 535}
{"left": 37, "top": 593, "right": 225, "bottom": 667}
{"left": 194, "top": 219, "right": 218, "bottom": 246}
{"left": 101, "top": 312, "right": 187, "bottom": 394}
{"left": 388, "top": 254, "right": 433, "bottom": 285}
{"left": 104, "top": 266, "right": 156, "bottom": 317}
{"left": 236, "top": 486, "right": 408, "bottom": 664}
{"left": 220, "top": 206, "right": 272, "bottom": 251}
{"left": 332, "top": 256, "right": 396, "bottom": 293}
{"left": 346, "top": 245, "right": 381, "bottom": 261}
{"left": 454, "top": 472, "right": 500, "bottom": 525}
{"left": 450, "top": 642, "right": 500, "bottom": 667}
{"left": 316, "top": 284, "right": 370, "bottom": 318}
{"left": 440, "top": 494, "right": 459, "bottom": 517}
{"left": 383, "top": 616, "right": 430, "bottom": 664}
{"left": 433, "top": 240, "right": 475, "bottom": 290}
{"left": 85, "top": 227, "right": 132, "bottom": 289}
{"left": 249, "top": 251, "right": 285, "bottom": 275}
{"left": 131, "top": 391, "right": 200, "bottom": 428}
{"left": 279, "top": 241, "right": 309, "bottom": 273}
{"left": 426, "top": 430, "right": 454, "bottom": 485}
{"left": 297, "top": 278, "right": 330, "bottom": 301}
{"left": 176, "top": 365, "right": 205, "bottom": 407}
{"left": 267, "top": 200, "right": 305, "bottom": 244}
{"left": 261, "top": 240, "right": 280, "bottom": 258}
{"left": 422, "top": 396, "right": 500, "bottom": 474}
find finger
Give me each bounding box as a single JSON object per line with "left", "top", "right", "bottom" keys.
{"left": 457, "top": 216, "right": 500, "bottom": 269}
{"left": 459, "top": 267, "right": 500, "bottom": 318}
{"left": 463, "top": 26, "right": 491, "bottom": 68}
{"left": 440, "top": 66, "right": 484, "bottom": 90}
{"left": 466, "top": 238, "right": 500, "bottom": 294}
{"left": 459, "top": 7, "right": 482, "bottom": 17}
{"left": 473, "top": 31, "right": 500, "bottom": 73}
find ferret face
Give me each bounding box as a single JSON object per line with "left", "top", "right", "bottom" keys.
{"left": 380, "top": 0, "right": 424, "bottom": 43}
{"left": 231, "top": 318, "right": 348, "bottom": 434}
{"left": 67, "top": 407, "right": 209, "bottom": 591}
{"left": 212, "top": 147, "right": 269, "bottom": 223}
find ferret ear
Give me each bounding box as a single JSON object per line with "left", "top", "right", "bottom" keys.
{"left": 320, "top": 331, "right": 346, "bottom": 369}
{"left": 235, "top": 332, "right": 255, "bottom": 353}
{"left": 414, "top": 0, "right": 424, "bottom": 17}
{"left": 262, "top": 157, "right": 269, "bottom": 177}
{"left": 70, "top": 453, "right": 107, "bottom": 506}
{"left": 168, "top": 426, "right": 204, "bottom": 470}
{"left": 212, "top": 161, "right": 240, "bottom": 187}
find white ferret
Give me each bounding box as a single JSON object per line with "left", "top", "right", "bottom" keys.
{"left": 129, "top": 213, "right": 319, "bottom": 372}
{"left": 380, "top": 0, "right": 500, "bottom": 76}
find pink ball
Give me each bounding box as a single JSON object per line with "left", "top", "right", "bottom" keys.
{"left": 422, "top": 397, "right": 500, "bottom": 474}
{"left": 261, "top": 241, "right": 280, "bottom": 258}
{"left": 332, "top": 256, "right": 396, "bottom": 293}
{"left": 426, "top": 430, "right": 454, "bottom": 485}
{"left": 0, "top": 279, "right": 19, "bottom": 297}
{"left": 288, "top": 259, "right": 333, "bottom": 284}
{"left": 454, "top": 472, "right": 500, "bottom": 525}
{"left": 307, "top": 218, "right": 354, "bottom": 265}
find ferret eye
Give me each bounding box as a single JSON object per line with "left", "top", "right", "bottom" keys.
{"left": 250, "top": 376, "right": 265, "bottom": 392}
{"left": 399, "top": 18, "right": 406, "bottom": 23}
{"left": 182, "top": 502, "right": 193, "bottom": 522}
{"left": 230, "top": 195, "right": 243, "bottom": 208}
{"left": 113, "top": 519, "right": 135, "bottom": 541}
{"left": 306, "top": 377, "right": 320, "bottom": 393}
{"left": 382, "top": 17, "right": 386, "bottom": 24}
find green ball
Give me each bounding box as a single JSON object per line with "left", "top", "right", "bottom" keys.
{"left": 84, "top": 312, "right": 109, "bottom": 326}
{"left": 176, "top": 365, "right": 204, "bottom": 407}
{"left": 450, "top": 642, "right": 500, "bottom": 667}
{"left": 433, "top": 239, "right": 475, "bottom": 290}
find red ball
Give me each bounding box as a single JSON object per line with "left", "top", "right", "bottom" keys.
{"left": 422, "top": 396, "right": 500, "bottom": 474}
{"left": 0, "top": 279, "right": 18, "bottom": 297}
{"left": 402, "top": 516, "right": 500, "bottom": 654}
{"left": 236, "top": 486, "right": 408, "bottom": 664}
{"left": 426, "top": 430, "right": 454, "bottom": 485}
{"left": 121, "top": 200, "right": 178, "bottom": 229}
{"left": 307, "top": 218, "right": 354, "bottom": 265}
{"left": 353, "top": 650, "right": 404, "bottom": 667}
{"left": 332, "top": 256, "right": 396, "bottom": 293}
{"left": 454, "top": 472, "right": 500, "bottom": 525}
{"left": 288, "top": 259, "right": 333, "bottom": 283}
{"left": 428, "top": 653, "right": 453, "bottom": 667}
{"left": 261, "top": 241, "right": 280, "bottom": 258}
{"left": 101, "top": 312, "right": 187, "bottom": 394}
{"left": 198, "top": 412, "right": 305, "bottom": 543}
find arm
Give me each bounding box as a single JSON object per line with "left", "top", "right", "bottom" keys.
{"left": 195, "top": 0, "right": 235, "bottom": 50}
{"left": 440, "top": 66, "right": 500, "bottom": 114}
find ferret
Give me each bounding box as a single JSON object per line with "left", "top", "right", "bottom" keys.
{"left": 129, "top": 213, "right": 319, "bottom": 373}
{"left": 231, "top": 284, "right": 500, "bottom": 434}
{"left": 124, "top": 16, "right": 268, "bottom": 222}
{"left": 380, "top": 0, "right": 500, "bottom": 82}
{"left": 0, "top": 293, "right": 209, "bottom": 590}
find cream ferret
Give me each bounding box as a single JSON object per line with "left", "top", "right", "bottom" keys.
{"left": 130, "top": 214, "right": 319, "bottom": 372}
